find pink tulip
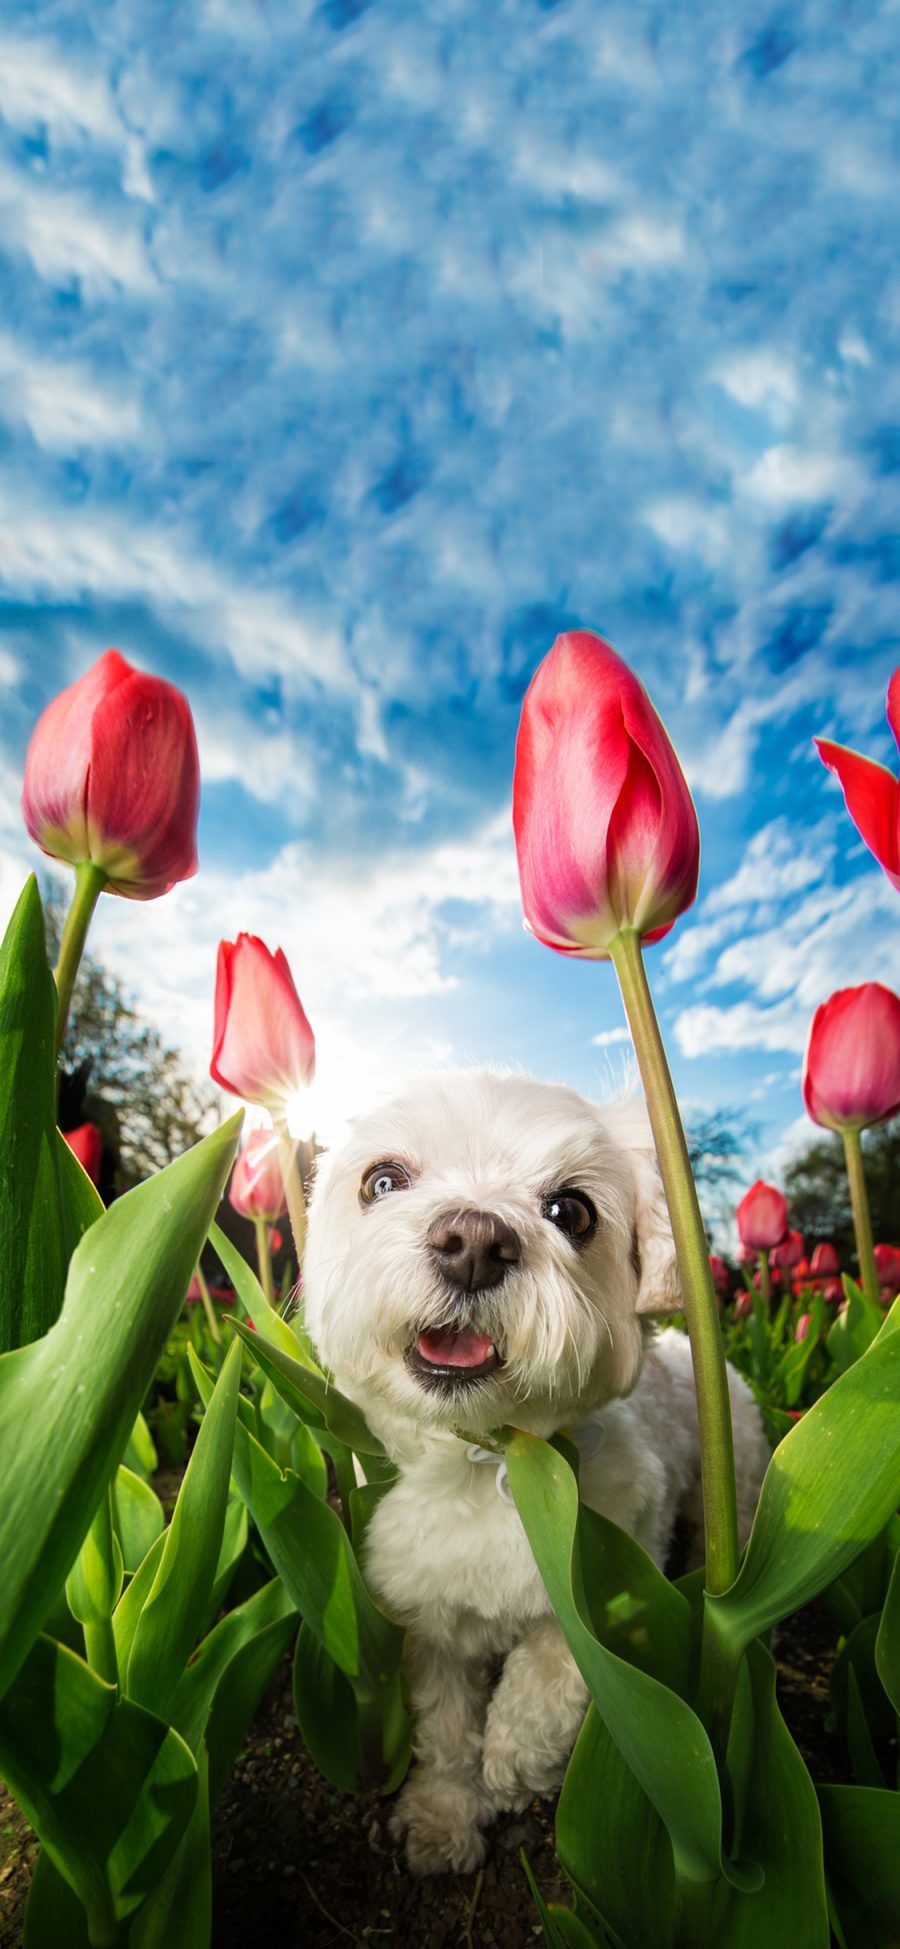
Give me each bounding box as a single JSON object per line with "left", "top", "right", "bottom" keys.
{"left": 185, "top": 1275, "right": 203, "bottom": 1304}
{"left": 211, "top": 934, "right": 315, "bottom": 1111}
{"left": 733, "top": 1291, "right": 752, "bottom": 1320}
{"left": 62, "top": 1121, "right": 102, "bottom": 1186}
{"left": 795, "top": 1312, "right": 812, "bottom": 1343}
{"left": 802, "top": 982, "right": 900, "bottom": 1133}
{"left": 824, "top": 1279, "right": 843, "bottom": 1304}
{"left": 709, "top": 1254, "right": 730, "bottom": 1295}
{"left": 512, "top": 631, "right": 700, "bottom": 958}
{"left": 23, "top": 650, "right": 199, "bottom": 900}
{"left": 874, "top": 1243, "right": 900, "bottom": 1296}
{"left": 814, "top": 670, "right": 900, "bottom": 893}
{"left": 771, "top": 1230, "right": 804, "bottom": 1270}
{"left": 810, "top": 1242, "right": 840, "bottom": 1278}
{"left": 228, "top": 1131, "right": 288, "bottom": 1222}
{"left": 736, "top": 1180, "right": 788, "bottom": 1252}
{"left": 737, "top": 1242, "right": 758, "bottom": 1266}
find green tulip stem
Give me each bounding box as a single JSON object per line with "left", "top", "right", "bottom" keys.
{"left": 82, "top": 1488, "right": 120, "bottom": 1689}
{"left": 842, "top": 1126, "right": 880, "bottom": 1304}
{"left": 253, "top": 1218, "right": 275, "bottom": 1308}
{"left": 759, "top": 1250, "right": 771, "bottom": 1309}
{"left": 276, "top": 1121, "right": 308, "bottom": 1272}
{"left": 193, "top": 1259, "right": 222, "bottom": 1345}
{"left": 53, "top": 860, "right": 107, "bottom": 1058}
{"left": 608, "top": 928, "right": 740, "bottom": 1596}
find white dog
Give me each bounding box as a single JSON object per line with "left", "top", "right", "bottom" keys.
{"left": 302, "top": 1069, "right": 768, "bottom": 1875}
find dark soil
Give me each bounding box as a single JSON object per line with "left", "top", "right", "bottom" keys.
{"left": 0, "top": 1601, "right": 846, "bottom": 1949}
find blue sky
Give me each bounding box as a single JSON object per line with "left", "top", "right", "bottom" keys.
{"left": 1, "top": 1, "right": 899, "bottom": 1235}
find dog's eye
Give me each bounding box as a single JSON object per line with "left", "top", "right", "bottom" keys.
{"left": 360, "top": 1161, "right": 412, "bottom": 1205}
{"left": 541, "top": 1190, "right": 597, "bottom": 1243}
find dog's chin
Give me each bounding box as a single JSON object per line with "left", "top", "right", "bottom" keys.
{"left": 406, "top": 1323, "right": 502, "bottom": 1396}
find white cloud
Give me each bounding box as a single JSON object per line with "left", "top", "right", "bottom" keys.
{"left": 674, "top": 997, "right": 811, "bottom": 1059}
{"left": 716, "top": 349, "right": 798, "bottom": 415}
{"left": 741, "top": 443, "right": 852, "bottom": 506}
{"left": 0, "top": 37, "right": 120, "bottom": 145}
{"left": 705, "top": 818, "right": 831, "bottom": 913}
{"left": 0, "top": 337, "right": 141, "bottom": 450}
{"left": 590, "top": 1026, "right": 631, "bottom": 1048}
{"left": 838, "top": 329, "right": 871, "bottom": 369}
{"left": 0, "top": 167, "right": 156, "bottom": 295}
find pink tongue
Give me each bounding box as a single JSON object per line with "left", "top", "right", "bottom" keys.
{"left": 417, "top": 1328, "right": 495, "bottom": 1369}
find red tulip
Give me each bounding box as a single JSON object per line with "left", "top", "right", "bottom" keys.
{"left": 810, "top": 1242, "right": 840, "bottom": 1278}
{"left": 23, "top": 650, "right": 200, "bottom": 900}
{"left": 736, "top": 1180, "right": 788, "bottom": 1252}
{"left": 211, "top": 934, "right": 315, "bottom": 1111}
{"left": 512, "top": 631, "right": 700, "bottom": 959}
{"left": 874, "top": 1243, "right": 900, "bottom": 1296}
{"left": 228, "top": 1131, "right": 288, "bottom": 1222}
{"left": 733, "top": 1291, "right": 752, "bottom": 1320}
{"left": 62, "top": 1121, "right": 102, "bottom": 1186}
{"left": 824, "top": 1279, "right": 843, "bottom": 1303}
{"left": 795, "top": 1312, "right": 812, "bottom": 1343}
{"left": 771, "top": 1230, "right": 804, "bottom": 1270}
{"left": 709, "top": 1254, "right": 730, "bottom": 1295}
{"left": 185, "top": 1275, "right": 203, "bottom": 1304}
{"left": 802, "top": 982, "right": 900, "bottom": 1133}
{"left": 814, "top": 670, "right": 900, "bottom": 893}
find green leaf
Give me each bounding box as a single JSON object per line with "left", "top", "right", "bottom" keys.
{"left": 111, "top": 1468, "right": 165, "bottom": 1577}
{"left": 520, "top": 1852, "right": 601, "bottom": 1949}
{"left": 228, "top": 1314, "right": 386, "bottom": 1457}
{"left": 24, "top": 1850, "right": 92, "bottom": 1949}
{"left": 204, "top": 1610, "right": 300, "bottom": 1810}
{"left": 576, "top": 1503, "right": 693, "bottom": 1693}
{"left": 189, "top": 1348, "right": 402, "bottom": 1697}
{"left": 556, "top": 1704, "right": 677, "bottom": 1949}
{"left": 0, "top": 878, "right": 101, "bottom": 1353}
{"left": 125, "top": 1337, "right": 242, "bottom": 1718}
{"left": 198, "top": 1490, "right": 249, "bottom": 1638}
{"left": 0, "top": 1634, "right": 197, "bottom": 1939}
{"left": 0, "top": 1113, "right": 242, "bottom": 1704}
{"left": 708, "top": 1300, "right": 900, "bottom": 1654}
{"left": 129, "top": 1743, "right": 211, "bottom": 1949}
{"left": 826, "top": 1277, "right": 884, "bottom": 1373}
{"left": 66, "top": 1491, "right": 124, "bottom": 1630}
{"left": 505, "top": 1433, "right": 754, "bottom": 1890}
{"left": 830, "top": 1614, "right": 894, "bottom": 1776}
{"left": 170, "top": 1576, "right": 297, "bottom": 1759}
{"left": 819, "top": 1785, "right": 900, "bottom": 1949}
{"left": 292, "top": 1623, "right": 411, "bottom": 1795}
{"left": 719, "top": 1643, "right": 829, "bottom": 1948}
{"left": 123, "top": 1410, "right": 158, "bottom": 1482}
{"left": 209, "top": 1221, "right": 309, "bottom": 1360}
{"left": 875, "top": 1545, "right": 900, "bottom": 1717}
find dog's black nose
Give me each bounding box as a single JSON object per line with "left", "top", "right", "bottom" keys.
{"left": 426, "top": 1208, "right": 521, "bottom": 1292}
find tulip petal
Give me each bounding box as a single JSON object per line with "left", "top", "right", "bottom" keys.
{"left": 814, "top": 738, "right": 900, "bottom": 892}
{"left": 802, "top": 982, "right": 900, "bottom": 1131}
{"left": 211, "top": 933, "right": 315, "bottom": 1111}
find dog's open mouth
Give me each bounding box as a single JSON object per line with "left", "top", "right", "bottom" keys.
{"left": 408, "top": 1327, "right": 501, "bottom": 1387}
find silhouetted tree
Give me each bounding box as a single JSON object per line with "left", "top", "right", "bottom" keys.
{"left": 784, "top": 1120, "right": 900, "bottom": 1268}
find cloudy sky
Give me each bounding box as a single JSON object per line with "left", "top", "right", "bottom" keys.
{"left": 2, "top": 1, "right": 898, "bottom": 1216}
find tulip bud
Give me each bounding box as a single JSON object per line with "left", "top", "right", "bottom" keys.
{"left": 795, "top": 1312, "right": 812, "bottom": 1343}
{"left": 708, "top": 1254, "right": 730, "bottom": 1296}
{"left": 512, "top": 631, "right": 700, "bottom": 958}
{"left": 814, "top": 670, "right": 900, "bottom": 893}
{"left": 733, "top": 1291, "right": 752, "bottom": 1321}
{"left": 228, "top": 1131, "right": 288, "bottom": 1222}
{"left": 802, "top": 982, "right": 900, "bottom": 1133}
{"left": 824, "top": 1279, "right": 843, "bottom": 1304}
{"left": 211, "top": 934, "right": 315, "bottom": 1112}
{"left": 62, "top": 1121, "right": 103, "bottom": 1187}
{"left": 810, "top": 1242, "right": 840, "bottom": 1278}
{"left": 771, "top": 1230, "right": 804, "bottom": 1270}
{"left": 793, "top": 1256, "right": 811, "bottom": 1286}
{"left": 23, "top": 650, "right": 200, "bottom": 900}
{"left": 736, "top": 1180, "right": 788, "bottom": 1252}
{"left": 874, "top": 1243, "right": 900, "bottom": 1297}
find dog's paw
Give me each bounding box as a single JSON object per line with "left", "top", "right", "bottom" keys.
{"left": 482, "top": 1726, "right": 564, "bottom": 1811}
{"left": 389, "top": 1775, "right": 489, "bottom": 1875}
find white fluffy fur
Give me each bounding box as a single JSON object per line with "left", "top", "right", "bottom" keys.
{"left": 303, "top": 1069, "right": 769, "bottom": 1874}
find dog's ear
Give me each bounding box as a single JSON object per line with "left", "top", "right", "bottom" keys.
{"left": 600, "top": 1098, "right": 682, "bottom": 1314}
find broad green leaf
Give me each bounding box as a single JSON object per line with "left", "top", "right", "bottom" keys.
{"left": 123, "top": 1410, "right": 158, "bottom": 1481}
{"left": 198, "top": 1490, "right": 249, "bottom": 1638}
{"left": 111, "top": 1467, "right": 165, "bottom": 1576}
{"left": 0, "top": 1634, "right": 196, "bottom": 1938}
{"left": 875, "top": 1544, "right": 900, "bottom": 1716}
{"left": 229, "top": 1314, "right": 386, "bottom": 1457}
{"left": 204, "top": 1610, "right": 300, "bottom": 1809}
{"left": 171, "top": 1576, "right": 297, "bottom": 1758}
{"left": 520, "top": 1853, "right": 602, "bottom": 1949}
{"left": 546, "top": 1911, "right": 607, "bottom": 1949}
{"left": 576, "top": 1503, "right": 692, "bottom": 1693}
{"left": 772, "top": 1292, "right": 825, "bottom": 1408}
{"left": 209, "top": 1220, "right": 316, "bottom": 1361}
{"left": 830, "top": 1614, "right": 894, "bottom": 1773}
{"left": 113, "top": 1531, "right": 167, "bottom": 1676}
{"left": 24, "top": 1850, "right": 92, "bottom": 1949}
{"left": 827, "top": 1277, "right": 884, "bottom": 1373}
{"left": 819, "top": 1785, "right": 900, "bottom": 1949}
{"left": 129, "top": 1743, "right": 211, "bottom": 1949}
{"left": 65, "top": 1490, "right": 124, "bottom": 1630}
{"left": 189, "top": 1348, "right": 402, "bottom": 1697}
{"left": 505, "top": 1434, "right": 755, "bottom": 1889}
{"left": 556, "top": 1704, "right": 677, "bottom": 1948}
{"left": 707, "top": 1300, "right": 900, "bottom": 1655}
{"left": 125, "top": 1337, "right": 242, "bottom": 1718}
{"left": 719, "top": 1643, "right": 829, "bottom": 1948}
{"left": 845, "top": 1663, "right": 885, "bottom": 1788}
{"left": 292, "top": 1622, "right": 411, "bottom": 1794}
{"left": 0, "top": 879, "right": 101, "bottom": 1353}
{"left": 0, "top": 1113, "right": 241, "bottom": 1704}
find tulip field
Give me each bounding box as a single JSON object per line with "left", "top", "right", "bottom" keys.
{"left": 1, "top": 639, "right": 899, "bottom": 1949}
